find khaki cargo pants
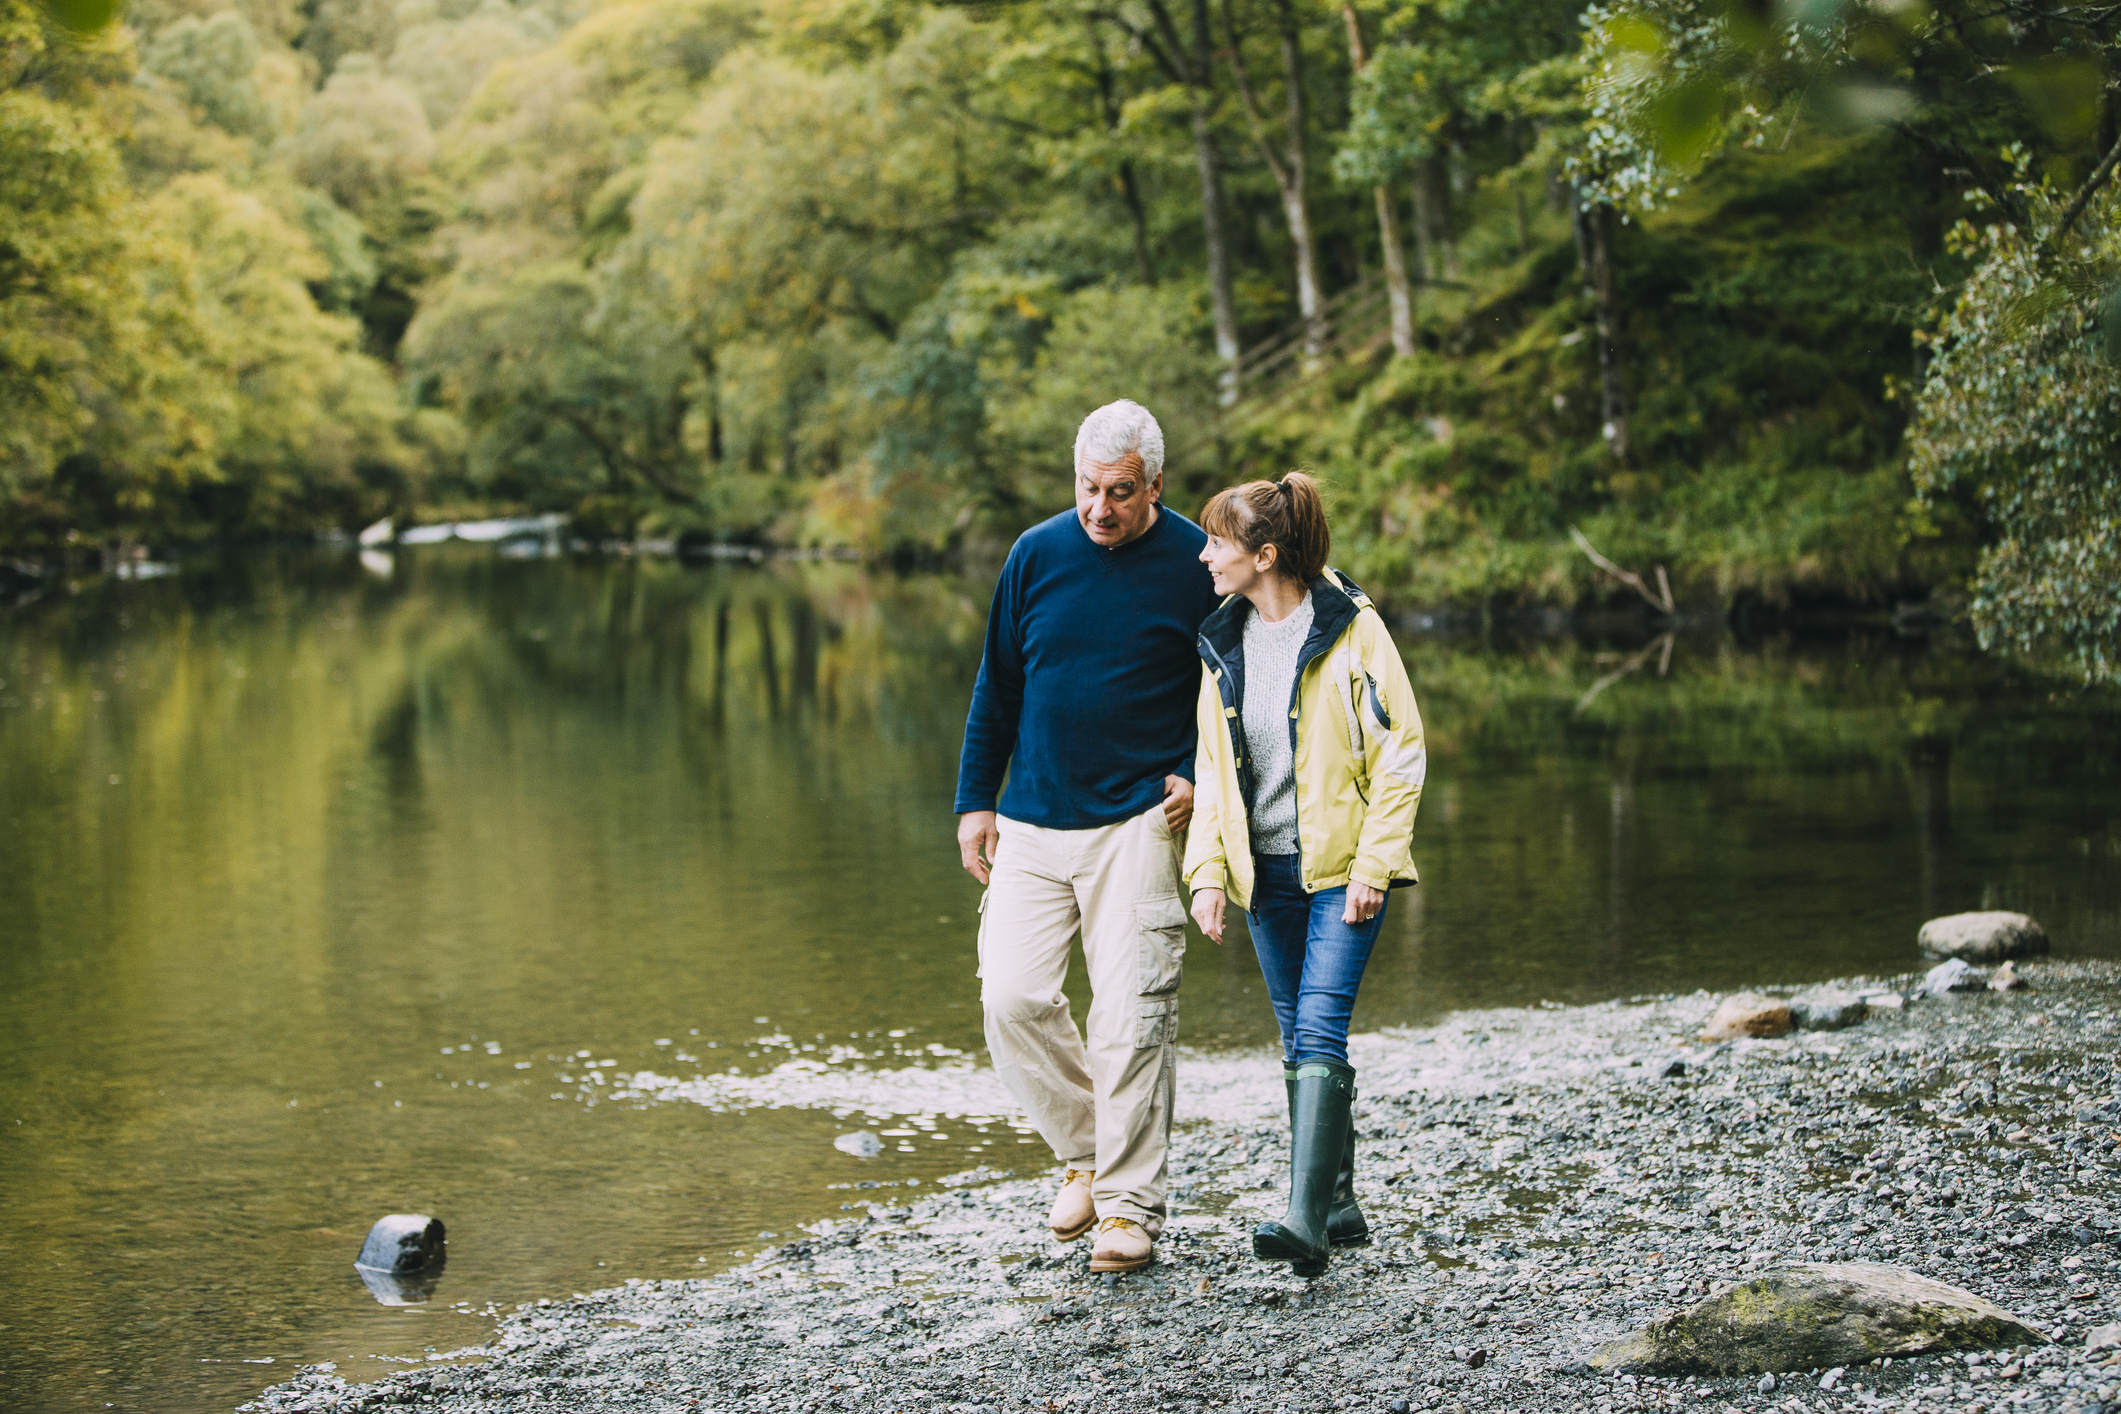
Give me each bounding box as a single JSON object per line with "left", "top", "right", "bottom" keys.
{"left": 978, "top": 803, "right": 1184, "bottom": 1235}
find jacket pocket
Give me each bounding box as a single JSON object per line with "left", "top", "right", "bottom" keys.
{"left": 1134, "top": 896, "right": 1186, "bottom": 997}
{"left": 1134, "top": 997, "right": 1178, "bottom": 1050}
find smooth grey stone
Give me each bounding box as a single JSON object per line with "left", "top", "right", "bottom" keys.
{"left": 1924, "top": 959, "right": 1984, "bottom": 996}
{"left": 1588, "top": 1262, "right": 2044, "bottom": 1375}
{"left": 357, "top": 1213, "right": 446, "bottom": 1273}
{"left": 1790, "top": 992, "right": 1869, "bottom": 1031}
{"left": 1918, "top": 911, "right": 2049, "bottom": 963}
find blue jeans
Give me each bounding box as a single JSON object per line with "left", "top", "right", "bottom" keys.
{"left": 1245, "top": 854, "right": 1388, "bottom": 1066}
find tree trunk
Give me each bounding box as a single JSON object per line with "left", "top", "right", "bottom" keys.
{"left": 1283, "top": 185, "right": 1323, "bottom": 362}
{"left": 1272, "top": 0, "right": 1322, "bottom": 362}
{"left": 1414, "top": 155, "right": 1457, "bottom": 280}
{"left": 1222, "top": 0, "right": 1322, "bottom": 362}
{"left": 1085, "top": 18, "right": 1157, "bottom": 288}
{"left": 696, "top": 340, "right": 724, "bottom": 466}
{"left": 1186, "top": 0, "right": 1240, "bottom": 402}
{"left": 1120, "top": 160, "right": 1155, "bottom": 287}
{"left": 1192, "top": 106, "right": 1241, "bottom": 403}
{"left": 1375, "top": 187, "right": 1414, "bottom": 355}
{"left": 1340, "top": 2, "right": 1413, "bottom": 357}
{"left": 1572, "top": 189, "right": 1628, "bottom": 464}
{"left": 1407, "top": 157, "right": 1435, "bottom": 279}
{"left": 1134, "top": 0, "right": 1240, "bottom": 401}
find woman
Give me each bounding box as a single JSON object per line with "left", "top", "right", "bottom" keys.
{"left": 1183, "top": 472, "right": 1426, "bottom": 1278}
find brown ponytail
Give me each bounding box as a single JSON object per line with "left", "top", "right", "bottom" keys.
{"left": 1199, "top": 470, "right": 1332, "bottom": 583}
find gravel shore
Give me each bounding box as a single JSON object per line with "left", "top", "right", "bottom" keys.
{"left": 249, "top": 960, "right": 2121, "bottom": 1414}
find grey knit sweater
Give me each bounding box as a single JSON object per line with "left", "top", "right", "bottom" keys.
{"left": 1240, "top": 596, "right": 1313, "bottom": 854}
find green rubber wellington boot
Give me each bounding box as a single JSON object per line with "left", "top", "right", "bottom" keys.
{"left": 1254, "top": 1061, "right": 1355, "bottom": 1278}
{"left": 1282, "top": 1063, "right": 1368, "bottom": 1246}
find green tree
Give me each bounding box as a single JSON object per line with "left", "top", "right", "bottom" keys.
{"left": 1, "top": 0, "right": 223, "bottom": 543}
{"left": 388, "top": 0, "right": 549, "bottom": 129}
{"left": 148, "top": 171, "right": 422, "bottom": 530}
{"left": 1911, "top": 171, "right": 2121, "bottom": 682}
{"left": 142, "top": 10, "right": 274, "bottom": 138}
{"left": 291, "top": 53, "right": 433, "bottom": 210}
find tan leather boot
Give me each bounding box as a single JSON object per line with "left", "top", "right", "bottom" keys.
{"left": 1048, "top": 1168, "right": 1095, "bottom": 1242}
{"left": 1088, "top": 1216, "right": 1153, "bottom": 1273}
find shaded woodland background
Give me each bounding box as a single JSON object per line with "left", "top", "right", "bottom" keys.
{"left": 4, "top": 0, "right": 2118, "bottom": 674}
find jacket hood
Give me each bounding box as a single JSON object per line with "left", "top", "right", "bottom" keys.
{"left": 1198, "top": 569, "right": 1370, "bottom": 659}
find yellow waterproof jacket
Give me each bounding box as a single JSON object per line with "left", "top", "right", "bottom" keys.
{"left": 1182, "top": 570, "right": 1426, "bottom": 912}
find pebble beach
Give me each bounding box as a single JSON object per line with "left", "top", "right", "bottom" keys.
{"left": 247, "top": 959, "right": 2121, "bottom": 1414}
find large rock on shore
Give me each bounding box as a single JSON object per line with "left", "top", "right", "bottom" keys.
{"left": 1789, "top": 992, "right": 1868, "bottom": 1031}
{"left": 1919, "top": 911, "right": 2049, "bottom": 963}
{"left": 1588, "top": 1263, "right": 2043, "bottom": 1376}
{"left": 1700, "top": 994, "right": 1792, "bottom": 1040}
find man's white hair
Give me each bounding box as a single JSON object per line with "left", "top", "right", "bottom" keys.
{"left": 1074, "top": 400, "right": 1165, "bottom": 482}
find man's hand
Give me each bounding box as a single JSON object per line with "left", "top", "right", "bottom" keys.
{"left": 1191, "top": 887, "right": 1226, "bottom": 944}
{"left": 957, "top": 810, "right": 999, "bottom": 885}
{"left": 1161, "top": 774, "right": 1194, "bottom": 834}
{"left": 1343, "top": 880, "right": 1386, "bottom": 926}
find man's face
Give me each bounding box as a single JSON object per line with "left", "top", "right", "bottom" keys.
{"left": 1076, "top": 453, "right": 1161, "bottom": 548}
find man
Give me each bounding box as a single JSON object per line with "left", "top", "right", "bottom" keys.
{"left": 955, "top": 399, "right": 1223, "bottom": 1274}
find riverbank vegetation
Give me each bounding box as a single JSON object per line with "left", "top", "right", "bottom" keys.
{"left": 4, "top": 0, "right": 2117, "bottom": 674}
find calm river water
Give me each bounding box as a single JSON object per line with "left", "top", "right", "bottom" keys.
{"left": 2, "top": 549, "right": 2116, "bottom": 1413}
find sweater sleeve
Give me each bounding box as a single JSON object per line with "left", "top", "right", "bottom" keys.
{"left": 953, "top": 553, "right": 1025, "bottom": 814}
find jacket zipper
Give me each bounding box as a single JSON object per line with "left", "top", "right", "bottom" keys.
{"left": 1281, "top": 597, "right": 1354, "bottom": 891}
{"left": 1197, "top": 634, "right": 1257, "bottom": 815}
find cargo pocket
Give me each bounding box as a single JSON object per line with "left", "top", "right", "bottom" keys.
{"left": 1134, "top": 896, "right": 1186, "bottom": 997}
{"left": 1134, "top": 997, "right": 1178, "bottom": 1049}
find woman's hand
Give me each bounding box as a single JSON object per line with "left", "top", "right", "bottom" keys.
{"left": 1342, "top": 881, "right": 1385, "bottom": 926}
{"left": 1191, "top": 887, "right": 1227, "bottom": 944}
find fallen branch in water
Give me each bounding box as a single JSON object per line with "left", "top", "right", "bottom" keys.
{"left": 1568, "top": 526, "right": 1674, "bottom": 614}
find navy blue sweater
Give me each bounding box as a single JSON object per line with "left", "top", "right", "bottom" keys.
{"left": 955, "top": 507, "right": 1223, "bottom": 829}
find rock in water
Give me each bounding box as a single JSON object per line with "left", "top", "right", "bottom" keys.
{"left": 1918, "top": 911, "right": 2048, "bottom": 963}
{"left": 834, "top": 1130, "right": 884, "bottom": 1158}
{"left": 356, "top": 1214, "right": 446, "bottom": 1274}
{"left": 1588, "top": 1263, "right": 2043, "bottom": 1376}
{"left": 1924, "top": 959, "right": 1985, "bottom": 996}
{"left": 1990, "top": 960, "right": 2029, "bottom": 992}
{"left": 1789, "top": 992, "right": 1868, "bottom": 1032}
{"left": 1699, "top": 994, "right": 1792, "bottom": 1041}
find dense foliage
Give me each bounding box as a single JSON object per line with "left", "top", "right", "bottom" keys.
{"left": 1911, "top": 170, "right": 2121, "bottom": 684}
{"left": 3, "top": 0, "right": 2116, "bottom": 665}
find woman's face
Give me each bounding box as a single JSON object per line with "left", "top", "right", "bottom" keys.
{"left": 1200, "top": 533, "right": 1276, "bottom": 598}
